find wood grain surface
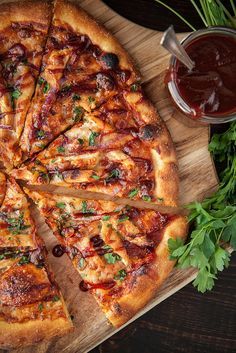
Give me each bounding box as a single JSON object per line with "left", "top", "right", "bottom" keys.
{"left": 0, "top": 1, "right": 223, "bottom": 352}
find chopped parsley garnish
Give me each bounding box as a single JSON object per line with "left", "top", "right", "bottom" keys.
{"left": 73, "top": 106, "right": 84, "bottom": 122}
{"left": 118, "top": 215, "right": 129, "bottom": 223}
{"left": 73, "top": 94, "right": 80, "bottom": 101}
{"left": 11, "top": 88, "right": 21, "bottom": 99}
{"left": 142, "top": 195, "right": 151, "bottom": 202}
{"left": 105, "top": 168, "right": 120, "bottom": 182}
{"left": 56, "top": 202, "right": 66, "bottom": 209}
{"left": 18, "top": 255, "right": 30, "bottom": 265}
{"left": 88, "top": 131, "right": 100, "bottom": 146}
{"left": 38, "top": 303, "right": 43, "bottom": 311}
{"left": 114, "top": 269, "right": 127, "bottom": 281}
{"left": 81, "top": 200, "right": 94, "bottom": 214}
{"left": 102, "top": 244, "right": 112, "bottom": 251}
{"left": 102, "top": 215, "right": 110, "bottom": 221}
{"left": 91, "top": 174, "right": 100, "bottom": 180}
{"left": 88, "top": 96, "right": 95, "bottom": 104}
{"left": 43, "top": 82, "right": 50, "bottom": 94}
{"left": 78, "top": 138, "right": 84, "bottom": 145}
{"left": 10, "top": 88, "right": 21, "bottom": 108}
{"left": 104, "top": 252, "right": 121, "bottom": 264}
{"left": 130, "top": 83, "right": 139, "bottom": 92}
{"left": 38, "top": 77, "right": 45, "bottom": 86}
{"left": 78, "top": 257, "right": 85, "bottom": 269}
{"left": 36, "top": 130, "right": 45, "bottom": 139}
{"left": 57, "top": 145, "right": 65, "bottom": 153}
{"left": 128, "top": 188, "right": 139, "bottom": 198}
{"left": 52, "top": 295, "right": 60, "bottom": 302}
{"left": 7, "top": 214, "right": 30, "bottom": 235}
{"left": 157, "top": 197, "right": 164, "bottom": 202}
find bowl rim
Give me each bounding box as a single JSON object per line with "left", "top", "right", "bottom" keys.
{"left": 167, "top": 26, "right": 236, "bottom": 124}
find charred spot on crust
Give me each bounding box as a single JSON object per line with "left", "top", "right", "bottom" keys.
{"left": 96, "top": 73, "right": 115, "bottom": 90}
{"left": 100, "top": 53, "right": 119, "bottom": 69}
{"left": 113, "top": 302, "right": 122, "bottom": 314}
{"left": 139, "top": 124, "right": 161, "bottom": 141}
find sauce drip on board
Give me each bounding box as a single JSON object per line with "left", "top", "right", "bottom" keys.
{"left": 175, "top": 34, "right": 236, "bottom": 117}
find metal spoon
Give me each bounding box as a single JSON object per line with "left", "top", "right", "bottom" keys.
{"left": 160, "top": 25, "right": 195, "bottom": 70}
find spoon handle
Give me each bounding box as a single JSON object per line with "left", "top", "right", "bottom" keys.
{"left": 161, "top": 26, "right": 195, "bottom": 71}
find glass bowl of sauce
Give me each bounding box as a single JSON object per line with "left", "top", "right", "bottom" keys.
{"left": 167, "top": 27, "right": 236, "bottom": 124}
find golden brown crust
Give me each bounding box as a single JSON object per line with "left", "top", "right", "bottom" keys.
{"left": 97, "top": 216, "right": 188, "bottom": 327}
{"left": 0, "top": 316, "right": 73, "bottom": 349}
{"left": 54, "top": 0, "right": 139, "bottom": 83}
{"left": 0, "top": 0, "right": 51, "bottom": 29}
{"left": 0, "top": 172, "right": 6, "bottom": 206}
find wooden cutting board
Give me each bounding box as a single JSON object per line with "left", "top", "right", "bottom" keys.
{"left": 2, "top": 0, "right": 219, "bottom": 352}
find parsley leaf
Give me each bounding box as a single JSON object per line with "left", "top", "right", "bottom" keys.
{"left": 102, "top": 215, "right": 110, "bottom": 221}
{"left": 118, "top": 215, "right": 129, "bottom": 223}
{"left": 56, "top": 202, "right": 66, "bottom": 209}
{"left": 103, "top": 252, "right": 121, "bottom": 264}
{"left": 36, "top": 130, "right": 45, "bottom": 139}
{"left": 128, "top": 188, "right": 139, "bottom": 198}
{"left": 57, "top": 146, "right": 65, "bottom": 153}
{"left": 43, "top": 82, "right": 50, "bottom": 94}
{"left": 81, "top": 200, "right": 94, "bottom": 214}
{"left": 89, "top": 131, "right": 100, "bottom": 146}
{"left": 73, "top": 94, "right": 80, "bottom": 101}
{"left": 168, "top": 122, "right": 236, "bottom": 293}
{"left": 114, "top": 269, "right": 127, "bottom": 281}
{"left": 73, "top": 106, "right": 84, "bottom": 122}
{"left": 18, "top": 255, "right": 30, "bottom": 265}
{"left": 10, "top": 88, "right": 21, "bottom": 108}
{"left": 78, "top": 138, "right": 84, "bottom": 145}
{"left": 52, "top": 295, "right": 60, "bottom": 302}
{"left": 142, "top": 195, "right": 151, "bottom": 202}
{"left": 7, "top": 214, "right": 30, "bottom": 235}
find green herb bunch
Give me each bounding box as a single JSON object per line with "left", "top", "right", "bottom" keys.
{"left": 169, "top": 122, "right": 236, "bottom": 292}
{"left": 154, "top": 0, "right": 236, "bottom": 30}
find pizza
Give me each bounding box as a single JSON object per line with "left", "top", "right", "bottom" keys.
{"left": 20, "top": 0, "right": 139, "bottom": 158}
{"left": 0, "top": 0, "right": 188, "bottom": 346}
{"left": 25, "top": 188, "right": 187, "bottom": 327}
{"left": 12, "top": 99, "right": 178, "bottom": 206}
{"left": 0, "top": 0, "right": 52, "bottom": 169}
{"left": 0, "top": 173, "right": 73, "bottom": 348}
{"left": 16, "top": 0, "right": 178, "bottom": 207}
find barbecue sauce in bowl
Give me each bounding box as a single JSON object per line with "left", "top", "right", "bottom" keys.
{"left": 168, "top": 27, "right": 236, "bottom": 124}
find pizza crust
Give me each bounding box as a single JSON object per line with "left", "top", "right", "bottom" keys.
{"left": 53, "top": 0, "right": 139, "bottom": 85}
{"left": 0, "top": 0, "right": 52, "bottom": 29}
{"left": 0, "top": 315, "right": 73, "bottom": 349}
{"left": 99, "top": 216, "right": 188, "bottom": 327}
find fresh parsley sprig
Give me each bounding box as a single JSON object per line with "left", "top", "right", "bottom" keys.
{"left": 169, "top": 122, "right": 236, "bottom": 293}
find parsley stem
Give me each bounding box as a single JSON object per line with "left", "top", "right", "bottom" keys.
{"left": 215, "top": 0, "right": 236, "bottom": 26}
{"left": 153, "top": 0, "right": 196, "bottom": 31}
{"left": 230, "top": 0, "right": 236, "bottom": 16}
{"left": 190, "top": 0, "right": 208, "bottom": 26}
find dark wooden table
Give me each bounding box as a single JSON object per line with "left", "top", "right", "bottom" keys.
{"left": 91, "top": 2, "right": 236, "bottom": 352}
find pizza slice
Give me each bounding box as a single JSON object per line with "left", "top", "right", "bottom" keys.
{"left": 25, "top": 188, "right": 187, "bottom": 327}
{"left": 0, "top": 0, "right": 52, "bottom": 169}
{"left": 12, "top": 91, "right": 178, "bottom": 207}
{"left": 0, "top": 173, "right": 73, "bottom": 349}
{"left": 20, "top": 0, "right": 139, "bottom": 158}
